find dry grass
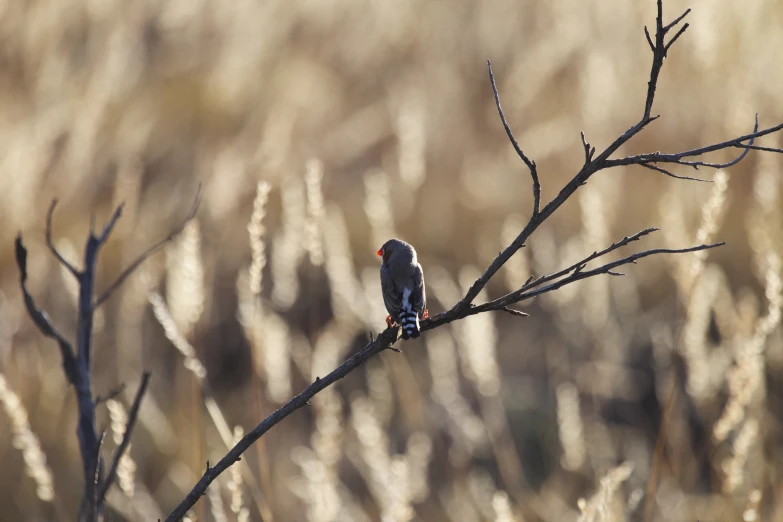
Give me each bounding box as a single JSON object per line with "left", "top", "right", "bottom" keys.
{"left": 2, "top": 0, "right": 783, "bottom": 520}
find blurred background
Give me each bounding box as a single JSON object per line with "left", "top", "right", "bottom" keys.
{"left": 1, "top": 0, "right": 783, "bottom": 520}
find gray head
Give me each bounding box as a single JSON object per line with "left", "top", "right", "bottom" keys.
{"left": 376, "top": 238, "right": 417, "bottom": 265}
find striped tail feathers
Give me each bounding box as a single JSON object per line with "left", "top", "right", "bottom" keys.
{"left": 400, "top": 287, "right": 421, "bottom": 340}
{"left": 400, "top": 308, "right": 420, "bottom": 339}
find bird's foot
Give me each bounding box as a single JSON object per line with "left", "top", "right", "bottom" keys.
{"left": 422, "top": 309, "right": 429, "bottom": 319}
{"left": 385, "top": 315, "right": 398, "bottom": 328}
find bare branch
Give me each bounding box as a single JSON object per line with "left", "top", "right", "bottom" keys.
{"left": 458, "top": 228, "right": 659, "bottom": 322}
{"left": 473, "top": 241, "right": 723, "bottom": 314}
{"left": 676, "top": 113, "right": 758, "bottom": 168}
{"left": 529, "top": 242, "right": 722, "bottom": 295}
{"left": 664, "top": 23, "right": 690, "bottom": 53}
{"left": 605, "top": 114, "right": 783, "bottom": 174}
{"left": 734, "top": 143, "right": 783, "bottom": 154}
{"left": 164, "top": 328, "right": 400, "bottom": 521}
{"left": 487, "top": 60, "right": 541, "bottom": 216}
{"left": 448, "top": 0, "right": 686, "bottom": 314}
{"left": 643, "top": 0, "right": 665, "bottom": 120}
{"left": 644, "top": 26, "right": 654, "bottom": 52}
{"left": 15, "top": 235, "right": 78, "bottom": 384}
{"left": 641, "top": 3, "right": 690, "bottom": 119}
{"left": 98, "top": 372, "right": 150, "bottom": 504}
{"left": 580, "top": 131, "right": 595, "bottom": 164}
{"left": 46, "top": 200, "right": 81, "bottom": 279}
{"left": 89, "top": 430, "right": 107, "bottom": 522}
{"left": 663, "top": 7, "right": 691, "bottom": 33}
{"left": 638, "top": 163, "right": 710, "bottom": 182}
{"left": 21, "top": 185, "right": 198, "bottom": 520}
{"left": 501, "top": 307, "right": 529, "bottom": 317}
{"left": 94, "top": 185, "right": 202, "bottom": 308}
{"left": 96, "top": 203, "right": 125, "bottom": 244}
{"left": 526, "top": 228, "right": 657, "bottom": 287}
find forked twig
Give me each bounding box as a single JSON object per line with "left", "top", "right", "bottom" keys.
{"left": 96, "top": 204, "right": 125, "bottom": 244}
{"left": 19, "top": 185, "right": 198, "bottom": 520}
{"left": 638, "top": 163, "right": 710, "bottom": 182}
{"left": 487, "top": 60, "right": 541, "bottom": 216}
{"left": 606, "top": 115, "right": 783, "bottom": 176}
{"left": 46, "top": 201, "right": 81, "bottom": 279}
{"left": 15, "top": 235, "right": 78, "bottom": 384}
{"left": 94, "top": 185, "right": 202, "bottom": 308}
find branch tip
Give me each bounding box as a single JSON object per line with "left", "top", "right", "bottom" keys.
{"left": 45, "top": 199, "right": 81, "bottom": 278}
{"left": 665, "top": 23, "right": 689, "bottom": 53}
{"left": 663, "top": 8, "right": 691, "bottom": 33}
{"left": 98, "top": 372, "right": 151, "bottom": 504}
{"left": 644, "top": 26, "right": 654, "bottom": 51}
{"left": 501, "top": 307, "right": 529, "bottom": 317}
{"left": 487, "top": 58, "right": 541, "bottom": 215}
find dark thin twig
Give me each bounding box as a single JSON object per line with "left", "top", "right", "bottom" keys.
{"left": 580, "top": 131, "right": 595, "bottom": 164}
{"left": 94, "top": 185, "right": 202, "bottom": 308}
{"left": 677, "top": 113, "right": 758, "bottom": 168}
{"left": 734, "top": 143, "right": 783, "bottom": 154}
{"left": 487, "top": 60, "right": 541, "bottom": 216}
{"left": 607, "top": 115, "right": 783, "bottom": 173}
{"left": 664, "top": 23, "right": 690, "bottom": 53}
{"left": 638, "top": 163, "right": 710, "bottom": 182}
{"left": 644, "top": 26, "right": 655, "bottom": 52}
{"left": 642, "top": 2, "right": 690, "bottom": 118}
{"left": 501, "top": 307, "right": 528, "bottom": 317}
{"left": 96, "top": 204, "right": 125, "bottom": 244}
{"left": 15, "top": 235, "right": 78, "bottom": 384}
{"left": 46, "top": 201, "right": 81, "bottom": 279}
{"left": 74, "top": 207, "right": 116, "bottom": 513}
{"left": 89, "top": 430, "right": 106, "bottom": 522}
{"left": 98, "top": 372, "right": 151, "bottom": 504}
{"left": 500, "top": 228, "right": 659, "bottom": 305}
{"left": 474, "top": 242, "right": 724, "bottom": 313}
{"left": 164, "top": 328, "right": 399, "bottom": 522}
{"left": 663, "top": 8, "right": 692, "bottom": 32}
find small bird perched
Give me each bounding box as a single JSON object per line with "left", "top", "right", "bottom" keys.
{"left": 376, "top": 238, "right": 428, "bottom": 339}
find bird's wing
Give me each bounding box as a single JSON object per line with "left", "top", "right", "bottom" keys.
{"left": 380, "top": 263, "right": 401, "bottom": 319}
{"left": 412, "top": 263, "right": 426, "bottom": 315}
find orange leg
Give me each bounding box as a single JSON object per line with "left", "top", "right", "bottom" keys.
{"left": 386, "top": 315, "right": 396, "bottom": 327}
{"left": 422, "top": 309, "right": 429, "bottom": 319}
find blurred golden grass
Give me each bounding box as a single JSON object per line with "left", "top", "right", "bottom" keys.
{"left": 2, "top": 0, "right": 783, "bottom": 520}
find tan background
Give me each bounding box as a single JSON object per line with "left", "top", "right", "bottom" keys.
{"left": 1, "top": 0, "right": 783, "bottom": 520}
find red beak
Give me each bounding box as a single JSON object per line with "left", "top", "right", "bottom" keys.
{"left": 376, "top": 249, "right": 383, "bottom": 256}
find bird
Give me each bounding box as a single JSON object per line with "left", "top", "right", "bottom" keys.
{"left": 376, "top": 238, "right": 428, "bottom": 340}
